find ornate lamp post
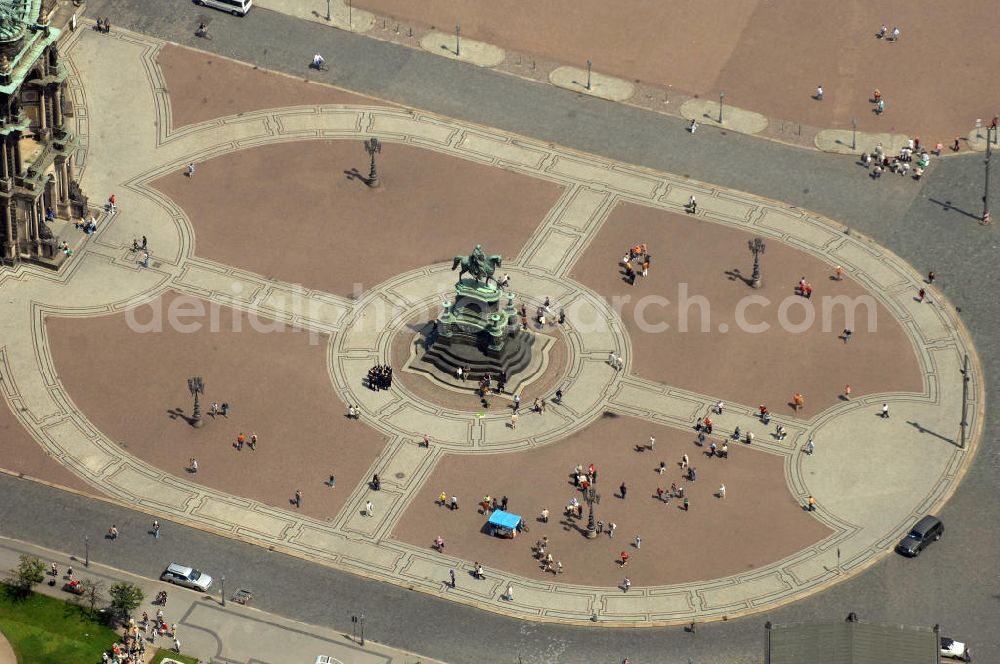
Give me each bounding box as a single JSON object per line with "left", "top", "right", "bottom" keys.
{"left": 364, "top": 137, "right": 382, "bottom": 188}
{"left": 584, "top": 486, "right": 601, "bottom": 539}
{"left": 748, "top": 237, "right": 766, "bottom": 289}
{"left": 982, "top": 122, "right": 994, "bottom": 225}
{"left": 187, "top": 376, "right": 205, "bottom": 428}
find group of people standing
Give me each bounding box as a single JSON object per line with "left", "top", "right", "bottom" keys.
{"left": 367, "top": 364, "right": 393, "bottom": 391}
{"left": 621, "top": 243, "right": 651, "bottom": 285}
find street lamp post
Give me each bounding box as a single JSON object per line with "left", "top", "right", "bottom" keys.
{"left": 852, "top": 117, "right": 857, "bottom": 150}
{"left": 455, "top": 24, "right": 460, "bottom": 56}
{"left": 364, "top": 137, "right": 382, "bottom": 188}
{"left": 719, "top": 91, "right": 725, "bottom": 124}
{"left": 982, "top": 124, "right": 994, "bottom": 225}
{"left": 325, "top": 0, "right": 330, "bottom": 21}
{"left": 748, "top": 237, "right": 766, "bottom": 289}
{"left": 584, "top": 486, "right": 601, "bottom": 539}
{"left": 221, "top": 576, "right": 226, "bottom": 606}
{"left": 84, "top": 535, "right": 89, "bottom": 567}
{"left": 187, "top": 377, "right": 205, "bottom": 428}
{"left": 960, "top": 353, "right": 969, "bottom": 449}
{"left": 586, "top": 59, "right": 592, "bottom": 90}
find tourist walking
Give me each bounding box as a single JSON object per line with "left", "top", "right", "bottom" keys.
{"left": 294, "top": 489, "right": 302, "bottom": 508}
{"left": 619, "top": 482, "right": 627, "bottom": 499}
{"left": 881, "top": 403, "right": 890, "bottom": 418}
{"left": 804, "top": 438, "right": 815, "bottom": 455}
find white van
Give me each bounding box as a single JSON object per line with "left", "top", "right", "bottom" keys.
{"left": 194, "top": 0, "right": 253, "bottom": 16}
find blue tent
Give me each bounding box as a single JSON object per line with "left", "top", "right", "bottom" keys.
{"left": 487, "top": 510, "right": 522, "bottom": 537}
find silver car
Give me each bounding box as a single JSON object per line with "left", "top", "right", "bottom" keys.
{"left": 160, "top": 563, "right": 213, "bottom": 591}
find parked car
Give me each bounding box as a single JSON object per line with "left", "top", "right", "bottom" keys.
{"left": 940, "top": 636, "right": 971, "bottom": 661}
{"left": 160, "top": 563, "right": 213, "bottom": 591}
{"left": 895, "top": 515, "right": 943, "bottom": 557}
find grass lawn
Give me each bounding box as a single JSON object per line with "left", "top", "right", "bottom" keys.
{"left": 0, "top": 585, "right": 118, "bottom": 664}
{"left": 149, "top": 649, "right": 200, "bottom": 664}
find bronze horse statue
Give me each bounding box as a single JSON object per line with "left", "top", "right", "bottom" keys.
{"left": 452, "top": 244, "right": 502, "bottom": 285}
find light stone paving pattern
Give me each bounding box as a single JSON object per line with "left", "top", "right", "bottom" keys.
{"left": 0, "top": 25, "right": 984, "bottom": 626}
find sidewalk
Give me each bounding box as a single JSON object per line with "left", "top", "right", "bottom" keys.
{"left": 0, "top": 536, "right": 439, "bottom": 664}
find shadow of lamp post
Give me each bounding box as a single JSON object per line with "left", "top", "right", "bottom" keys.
{"left": 584, "top": 486, "right": 601, "bottom": 539}
{"left": 748, "top": 237, "right": 766, "bottom": 289}
{"left": 364, "top": 137, "right": 382, "bottom": 188}
{"left": 187, "top": 376, "right": 204, "bottom": 428}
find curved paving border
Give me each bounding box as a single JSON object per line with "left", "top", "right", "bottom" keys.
{"left": 0, "top": 27, "right": 983, "bottom": 626}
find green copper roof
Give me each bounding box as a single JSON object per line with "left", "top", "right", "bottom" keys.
{"left": 0, "top": 0, "right": 40, "bottom": 42}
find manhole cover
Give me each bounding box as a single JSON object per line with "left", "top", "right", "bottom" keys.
{"left": 394, "top": 472, "right": 405, "bottom": 479}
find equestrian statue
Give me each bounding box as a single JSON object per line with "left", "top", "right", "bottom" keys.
{"left": 452, "top": 244, "right": 502, "bottom": 286}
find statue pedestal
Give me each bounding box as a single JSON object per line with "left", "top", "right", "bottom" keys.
{"left": 421, "top": 277, "right": 532, "bottom": 381}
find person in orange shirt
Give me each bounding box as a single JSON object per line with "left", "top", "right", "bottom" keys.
{"left": 236, "top": 432, "right": 246, "bottom": 450}
{"left": 793, "top": 393, "right": 805, "bottom": 411}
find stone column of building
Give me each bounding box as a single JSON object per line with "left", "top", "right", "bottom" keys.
{"left": 52, "top": 84, "right": 62, "bottom": 128}
{"left": 2, "top": 204, "right": 12, "bottom": 262}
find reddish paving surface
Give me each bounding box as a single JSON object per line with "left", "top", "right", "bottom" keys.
{"left": 360, "top": 0, "right": 999, "bottom": 141}
{"left": 45, "top": 292, "right": 389, "bottom": 520}
{"left": 389, "top": 315, "right": 570, "bottom": 413}
{"left": 571, "top": 203, "right": 923, "bottom": 419}
{"left": 156, "top": 44, "right": 387, "bottom": 129}
{"left": 393, "top": 413, "right": 830, "bottom": 586}
{"left": 0, "top": 396, "right": 96, "bottom": 495}
{"left": 150, "top": 141, "right": 563, "bottom": 297}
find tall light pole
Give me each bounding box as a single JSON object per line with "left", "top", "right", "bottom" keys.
{"left": 584, "top": 486, "right": 601, "bottom": 539}
{"left": 325, "top": 0, "right": 330, "bottom": 21}
{"left": 364, "top": 137, "right": 382, "bottom": 188}
{"left": 455, "top": 24, "right": 460, "bottom": 56}
{"left": 982, "top": 123, "right": 994, "bottom": 225}
{"left": 84, "top": 535, "right": 89, "bottom": 567}
{"left": 719, "top": 91, "right": 725, "bottom": 124}
{"left": 187, "top": 376, "right": 205, "bottom": 428}
{"left": 851, "top": 117, "right": 857, "bottom": 150}
{"left": 221, "top": 576, "right": 226, "bottom": 606}
{"left": 748, "top": 237, "right": 766, "bottom": 289}
{"left": 959, "top": 353, "right": 969, "bottom": 449}
{"left": 586, "top": 59, "right": 592, "bottom": 90}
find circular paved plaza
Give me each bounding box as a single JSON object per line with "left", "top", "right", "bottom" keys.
{"left": 0, "top": 31, "right": 981, "bottom": 626}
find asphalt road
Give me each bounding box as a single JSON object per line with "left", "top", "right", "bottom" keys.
{"left": 16, "top": 1, "right": 998, "bottom": 662}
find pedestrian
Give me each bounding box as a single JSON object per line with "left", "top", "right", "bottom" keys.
{"left": 844, "top": 384, "right": 852, "bottom": 400}
{"left": 189, "top": 457, "right": 198, "bottom": 473}
{"left": 555, "top": 388, "right": 563, "bottom": 403}
{"left": 237, "top": 432, "right": 245, "bottom": 450}
{"left": 881, "top": 402, "right": 889, "bottom": 418}
{"left": 635, "top": 534, "right": 641, "bottom": 549}
{"left": 365, "top": 499, "right": 373, "bottom": 516}
{"left": 220, "top": 402, "right": 229, "bottom": 417}
{"left": 141, "top": 235, "right": 147, "bottom": 250}
{"left": 615, "top": 354, "right": 624, "bottom": 369}
{"left": 505, "top": 583, "right": 514, "bottom": 600}
{"left": 681, "top": 453, "right": 689, "bottom": 468}
{"left": 891, "top": 26, "right": 900, "bottom": 41}
{"left": 842, "top": 328, "right": 852, "bottom": 343}
{"left": 558, "top": 308, "right": 566, "bottom": 324}
{"left": 608, "top": 522, "right": 617, "bottom": 538}
{"left": 688, "top": 195, "right": 697, "bottom": 213}
{"left": 620, "top": 551, "right": 629, "bottom": 566}
{"left": 501, "top": 495, "right": 508, "bottom": 511}
{"left": 619, "top": 482, "right": 627, "bottom": 499}
{"left": 108, "top": 193, "right": 117, "bottom": 213}
{"left": 807, "top": 495, "right": 817, "bottom": 511}
{"left": 835, "top": 265, "right": 844, "bottom": 280}
{"left": 109, "top": 524, "right": 119, "bottom": 540}
{"left": 141, "top": 251, "right": 150, "bottom": 268}
{"left": 648, "top": 435, "right": 655, "bottom": 451}
{"left": 511, "top": 412, "right": 518, "bottom": 429}
{"left": 450, "top": 495, "right": 458, "bottom": 510}
{"left": 683, "top": 497, "right": 689, "bottom": 511}
{"left": 746, "top": 431, "right": 755, "bottom": 445}
{"left": 918, "top": 288, "right": 926, "bottom": 302}
{"left": 185, "top": 163, "right": 195, "bottom": 177}
{"left": 153, "top": 520, "right": 160, "bottom": 539}
{"left": 689, "top": 118, "right": 697, "bottom": 134}
{"left": 715, "top": 400, "right": 724, "bottom": 415}
{"left": 540, "top": 507, "right": 549, "bottom": 523}
{"left": 210, "top": 402, "right": 219, "bottom": 417}
{"left": 173, "top": 638, "right": 181, "bottom": 653}
{"left": 514, "top": 394, "right": 521, "bottom": 411}
{"left": 249, "top": 432, "right": 257, "bottom": 450}
{"left": 815, "top": 84, "right": 824, "bottom": 100}
{"left": 793, "top": 392, "right": 805, "bottom": 411}
{"left": 623, "top": 577, "right": 631, "bottom": 592}
{"left": 952, "top": 137, "right": 961, "bottom": 152}
{"left": 449, "top": 569, "right": 456, "bottom": 588}
{"left": 718, "top": 484, "right": 726, "bottom": 499}
{"left": 294, "top": 489, "right": 302, "bottom": 508}
{"left": 927, "top": 270, "right": 936, "bottom": 284}
{"left": 877, "top": 24, "right": 887, "bottom": 38}
{"left": 804, "top": 438, "right": 815, "bottom": 455}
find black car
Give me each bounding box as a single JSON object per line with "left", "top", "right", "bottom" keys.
{"left": 896, "top": 515, "right": 943, "bottom": 557}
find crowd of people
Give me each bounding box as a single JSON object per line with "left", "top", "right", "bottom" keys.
{"left": 620, "top": 243, "right": 651, "bottom": 285}
{"left": 861, "top": 138, "right": 932, "bottom": 180}
{"left": 366, "top": 364, "right": 393, "bottom": 391}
